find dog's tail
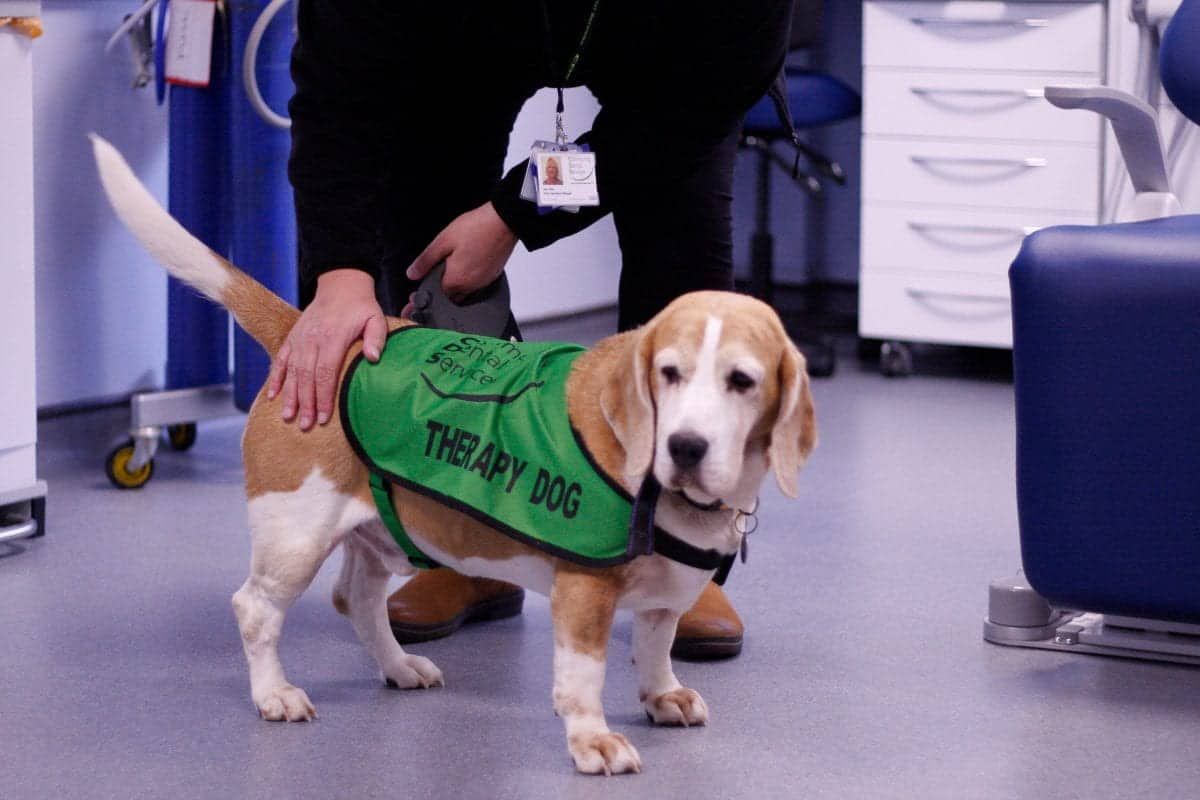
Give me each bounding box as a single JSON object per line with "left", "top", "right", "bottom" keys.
{"left": 89, "top": 134, "right": 299, "bottom": 358}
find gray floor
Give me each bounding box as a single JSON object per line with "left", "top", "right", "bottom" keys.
{"left": 5, "top": 315, "right": 1200, "bottom": 800}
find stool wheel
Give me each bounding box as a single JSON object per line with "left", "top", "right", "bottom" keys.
{"left": 167, "top": 423, "right": 197, "bottom": 452}
{"left": 880, "top": 341, "right": 913, "bottom": 378}
{"left": 105, "top": 440, "right": 155, "bottom": 490}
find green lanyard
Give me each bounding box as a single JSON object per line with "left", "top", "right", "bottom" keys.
{"left": 539, "top": 0, "right": 602, "bottom": 144}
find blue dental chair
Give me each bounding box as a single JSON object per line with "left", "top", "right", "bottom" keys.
{"left": 985, "top": 0, "right": 1200, "bottom": 662}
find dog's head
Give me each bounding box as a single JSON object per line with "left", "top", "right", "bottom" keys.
{"left": 600, "top": 291, "right": 817, "bottom": 504}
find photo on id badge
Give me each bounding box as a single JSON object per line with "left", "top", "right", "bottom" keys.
{"left": 535, "top": 151, "right": 599, "bottom": 207}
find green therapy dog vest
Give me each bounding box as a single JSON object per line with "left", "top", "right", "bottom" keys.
{"left": 339, "top": 326, "right": 647, "bottom": 568}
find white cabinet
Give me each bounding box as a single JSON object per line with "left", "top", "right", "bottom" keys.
{"left": 859, "top": 0, "right": 1105, "bottom": 350}
{"left": 0, "top": 1, "right": 46, "bottom": 540}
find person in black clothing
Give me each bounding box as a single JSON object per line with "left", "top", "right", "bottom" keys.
{"left": 271, "top": 0, "right": 794, "bottom": 658}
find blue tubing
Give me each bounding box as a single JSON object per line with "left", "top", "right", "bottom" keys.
{"left": 230, "top": 0, "right": 298, "bottom": 411}
{"left": 166, "top": 9, "right": 230, "bottom": 391}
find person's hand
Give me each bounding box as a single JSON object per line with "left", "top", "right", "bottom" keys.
{"left": 267, "top": 269, "right": 387, "bottom": 431}
{"left": 403, "top": 201, "right": 518, "bottom": 317}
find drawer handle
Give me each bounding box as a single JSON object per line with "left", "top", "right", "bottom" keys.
{"left": 908, "top": 222, "right": 1040, "bottom": 239}
{"left": 910, "top": 87, "right": 1045, "bottom": 100}
{"left": 905, "top": 287, "right": 1010, "bottom": 304}
{"left": 910, "top": 17, "right": 1050, "bottom": 29}
{"left": 910, "top": 155, "right": 1048, "bottom": 169}
{"left": 0, "top": 518, "right": 37, "bottom": 543}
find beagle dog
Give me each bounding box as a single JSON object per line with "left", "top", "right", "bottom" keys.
{"left": 91, "top": 135, "right": 816, "bottom": 776}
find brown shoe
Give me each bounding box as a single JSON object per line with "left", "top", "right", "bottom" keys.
{"left": 672, "top": 581, "right": 744, "bottom": 660}
{"left": 380, "top": 568, "right": 525, "bottom": 644}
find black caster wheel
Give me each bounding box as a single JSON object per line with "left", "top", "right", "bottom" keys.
{"left": 857, "top": 337, "right": 882, "bottom": 362}
{"left": 105, "top": 440, "right": 154, "bottom": 490}
{"left": 880, "top": 341, "right": 913, "bottom": 378}
{"left": 803, "top": 337, "right": 837, "bottom": 379}
{"left": 167, "top": 423, "right": 197, "bottom": 451}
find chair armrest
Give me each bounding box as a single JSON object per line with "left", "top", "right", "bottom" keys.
{"left": 1044, "top": 85, "right": 1169, "bottom": 194}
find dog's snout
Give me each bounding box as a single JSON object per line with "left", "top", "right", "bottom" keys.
{"left": 667, "top": 432, "right": 709, "bottom": 469}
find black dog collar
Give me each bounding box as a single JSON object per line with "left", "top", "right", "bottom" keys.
{"left": 631, "top": 475, "right": 739, "bottom": 585}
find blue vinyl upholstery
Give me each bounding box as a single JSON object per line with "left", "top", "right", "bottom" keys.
{"left": 742, "top": 66, "right": 861, "bottom": 134}
{"left": 1011, "top": 0, "right": 1200, "bottom": 621}
{"left": 1161, "top": 0, "right": 1200, "bottom": 125}
{"left": 1011, "top": 217, "right": 1200, "bottom": 620}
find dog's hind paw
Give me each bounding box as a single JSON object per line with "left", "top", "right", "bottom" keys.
{"left": 256, "top": 684, "right": 316, "bottom": 722}
{"left": 568, "top": 731, "right": 642, "bottom": 776}
{"left": 383, "top": 654, "right": 444, "bottom": 690}
{"left": 645, "top": 687, "right": 708, "bottom": 727}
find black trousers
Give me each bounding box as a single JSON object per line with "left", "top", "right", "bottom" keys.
{"left": 292, "top": 1, "right": 790, "bottom": 331}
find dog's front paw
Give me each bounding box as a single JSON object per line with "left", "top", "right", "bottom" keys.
{"left": 644, "top": 687, "right": 708, "bottom": 727}
{"left": 383, "top": 654, "right": 444, "bottom": 690}
{"left": 568, "top": 731, "right": 642, "bottom": 775}
{"left": 256, "top": 684, "right": 316, "bottom": 722}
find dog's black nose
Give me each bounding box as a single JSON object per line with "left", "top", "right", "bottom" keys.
{"left": 668, "top": 432, "right": 709, "bottom": 469}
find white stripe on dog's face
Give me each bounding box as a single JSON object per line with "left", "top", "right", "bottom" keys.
{"left": 651, "top": 315, "right": 766, "bottom": 503}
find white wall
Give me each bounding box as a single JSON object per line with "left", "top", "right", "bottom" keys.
{"left": 34, "top": 0, "right": 169, "bottom": 409}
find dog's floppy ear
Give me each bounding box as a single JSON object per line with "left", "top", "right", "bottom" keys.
{"left": 768, "top": 340, "right": 817, "bottom": 498}
{"left": 600, "top": 324, "right": 657, "bottom": 478}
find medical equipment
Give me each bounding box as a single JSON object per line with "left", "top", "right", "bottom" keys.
{"left": 242, "top": 0, "right": 292, "bottom": 129}
{"left": 985, "top": 0, "right": 1200, "bottom": 665}
{"left": 105, "top": 0, "right": 297, "bottom": 488}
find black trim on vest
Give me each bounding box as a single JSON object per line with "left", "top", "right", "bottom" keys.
{"left": 636, "top": 474, "right": 737, "bottom": 577}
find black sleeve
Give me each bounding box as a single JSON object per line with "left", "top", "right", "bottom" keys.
{"left": 288, "top": 0, "right": 399, "bottom": 287}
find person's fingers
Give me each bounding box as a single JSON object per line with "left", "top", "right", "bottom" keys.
{"left": 443, "top": 257, "right": 498, "bottom": 303}
{"left": 443, "top": 270, "right": 470, "bottom": 303}
{"left": 296, "top": 336, "right": 320, "bottom": 431}
{"left": 400, "top": 301, "right": 415, "bottom": 320}
{"left": 280, "top": 352, "right": 299, "bottom": 422}
{"left": 267, "top": 340, "right": 291, "bottom": 400}
{"left": 406, "top": 231, "right": 452, "bottom": 281}
{"left": 362, "top": 313, "right": 388, "bottom": 362}
{"left": 313, "top": 343, "right": 344, "bottom": 426}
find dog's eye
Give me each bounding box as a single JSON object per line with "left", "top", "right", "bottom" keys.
{"left": 660, "top": 365, "right": 681, "bottom": 385}
{"left": 727, "top": 370, "right": 756, "bottom": 393}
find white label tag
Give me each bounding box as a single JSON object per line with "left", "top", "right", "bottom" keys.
{"left": 165, "top": 0, "right": 216, "bottom": 88}
{"left": 535, "top": 151, "right": 599, "bottom": 207}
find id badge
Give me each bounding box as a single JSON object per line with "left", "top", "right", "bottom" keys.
{"left": 535, "top": 150, "right": 599, "bottom": 208}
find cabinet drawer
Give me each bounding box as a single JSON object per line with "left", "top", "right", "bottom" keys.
{"left": 861, "top": 204, "right": 1095, "bottom": 277}
{"left": 863, "top": 69, "right": 1102, "bottom": 143}
{"left": 859, "top": 270, "right": 1013, "bottom": 348}
{"left": 864, "top": 1, "right": 1103, "bottom": 74}
{"left": 862, "top": 137, "right": 1100, "bottom": 213}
